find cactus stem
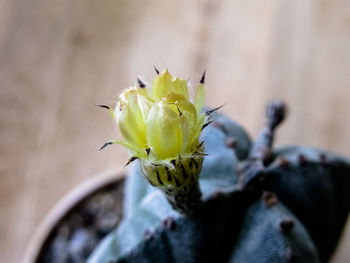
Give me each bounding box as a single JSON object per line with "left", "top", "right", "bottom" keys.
{"left": 191, "top": 173, "right": 195, "bottom": 183}
{"left": 280, "top": 218, "right": 295, "bottom": 235}
{"left": 266, "top": 100, "right": 287, "bottom": 131}
{"left": 239, "top": 159, "right": 266, "bottom": 191}
{"left": 250, "top": 100, "right": 287, "bottom": 162}
{"left": 162, "top": 217, "right": 176, "bottom": 230}
{"left": 263, "top": 191, "right": 278, "bottom": 208}
{"left": 164, "top": 182, "right": 202, "bottom": 215}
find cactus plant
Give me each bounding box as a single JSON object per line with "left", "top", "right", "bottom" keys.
{"left": 89, "top": 69, "right": 350, "bottom": 263}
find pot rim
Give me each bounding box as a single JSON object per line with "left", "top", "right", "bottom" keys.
{"left": 23, "top": 167, "right": 126, "bottom": 263}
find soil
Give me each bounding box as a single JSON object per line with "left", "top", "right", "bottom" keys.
{"left": 36, "top": 178, "right": 125, "bottom": 263}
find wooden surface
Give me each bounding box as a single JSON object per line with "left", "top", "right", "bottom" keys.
{"left": 1, "top": 0, "right": 350, "bottom": 262}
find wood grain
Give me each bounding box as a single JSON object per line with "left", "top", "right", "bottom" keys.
{"left": 0, "top": 0, "right": 349, "bottom": 262}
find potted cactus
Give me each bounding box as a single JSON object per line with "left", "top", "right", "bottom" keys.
{"left": 86, "top": 69, "right": 350, "bottom": 263}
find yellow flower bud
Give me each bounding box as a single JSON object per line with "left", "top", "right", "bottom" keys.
{"left": 112, "top": 69, "right": 208, "bottom": 214}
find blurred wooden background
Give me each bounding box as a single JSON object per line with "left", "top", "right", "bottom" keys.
{"left": 1, "top": 0, "right": 350, "bottom": 262}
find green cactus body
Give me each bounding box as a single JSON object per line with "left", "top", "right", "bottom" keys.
{"left": 91, "top": 94, "right": 350, "bottom": 262}
{"left": 266, "top": 146, "right": 350, "bottom": 261}
{"left": 229, "top": 200, "right": 319, "bottom": 263}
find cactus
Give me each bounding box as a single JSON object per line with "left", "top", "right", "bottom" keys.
{"left": 89, "top": 70, "right": 350, "bottom": 263}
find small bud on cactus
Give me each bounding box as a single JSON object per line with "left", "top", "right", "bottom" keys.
{"left": 110, "top": 69, "right": 207, "bottom": 214}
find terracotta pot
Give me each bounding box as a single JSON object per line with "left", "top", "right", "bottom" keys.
{"left": 23, "top": 168, "right": 126, "bottom": 263}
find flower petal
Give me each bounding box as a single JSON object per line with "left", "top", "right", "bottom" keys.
{"left": 176, "top": 100, "right": 197, "bottom": 151}
{"left": 152, "top": 69, "right": 173, "bottom": 100}
{"left": 172, "top": 77, "right": 189, "bottom": 99}
{"left": 115, "top": 90, "right": 146, "bottom": 148}
{"left": 146, "top": 102, "right": 182, "bottom": 159}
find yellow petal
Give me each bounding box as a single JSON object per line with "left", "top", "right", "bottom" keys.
{"left": 115, "top": 90, "right": 146, "bottom": 148}
{"left": 152, "top": 69, "right": 173, "bottom": 100}
{"left": 176, "top": 100, "right": 197, "bottom": 151}
{"left": 110, "top": 140, "right": 144, "bottom": 157}
{"left": 152, "top": 70, "right": 189, "bottom": 100}
{"left": 189, "top": 114, "right": 206, "bottom": 149}
{"left": 146, "top": 102, "right": 182, "bottom": 159}
{"left": 137, "top": 95, "right": 153, "bottom": 121}
{"left": 135, "top": 84, "right": 150, "bottom": 98}
{"left": 165, "top": 92, "right": 187, "bottom": 103}
{"left": 172, "top": 77, "right": 189, "bottom": 99}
